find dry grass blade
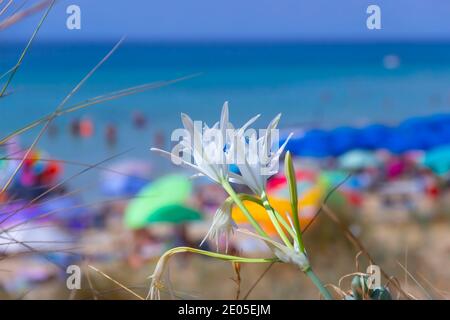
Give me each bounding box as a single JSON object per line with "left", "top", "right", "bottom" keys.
{"left": 325, "top": 284, "right": 347, "bottom": 299}
{"left": 338, "top": 272, "right": 366, "bottom": 289}
{"left": 242, "top": 261, "right": 275, "bottom": 300}
{"left": 355, "top": 250, "right": 363, "bottom": 272}
{"left": 83, "top": 285, "right": 149, "bottom": 299}
{"left": 302, "top": 173, "right": 352, "bottom": 233}
{"left": 396, "top": 261, "right": 432, "bottom": 299}
{"left": 0, "top": 0, "right": 54, "bottom": 97}
{"left": 321, "top": 204, "right": 413, "bottom": 299}
{"left": 0, "top": 228, "right": 79, "bottom": 270}
{"left": 0, "top": 0, "right": 52, "bottom": 31}
{"left": 1, "top": 185, "right": 171, "bottom": 236}
{"left": 0, "top": 64, "right": 20, "bottom": 83}
{"left": 0, "top": 148, "right": 133, "bottom": 226}
{"left": 0, "top": 0, "right": 13, "bottom": 18}
{"left": 415, "top": 271, "right": 449, "bottom": 299}
{"left": 88, "top": 265, "right": 145, "bottom": 300}
{"left": 1, "top": 155, "right": 151, "bottom": 181}
{"left": 231, "top": 261, "right": 242, "bottom": 300}
{"left": 0, "top": 37, "right": 125, "bottom": 195}
{"left": 84, "top": 261, "right": 99, "bottom": 300}
{"left": 58, "top": 36, "right": 127, "bottom": 109}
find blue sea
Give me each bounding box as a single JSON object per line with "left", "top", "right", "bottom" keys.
{"left": 1, "top": 42, "right": 450, "bottom": 196}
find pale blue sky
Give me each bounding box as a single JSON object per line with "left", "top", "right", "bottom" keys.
{"left": 3, "top": 0, "right": 450, "bottom": 42}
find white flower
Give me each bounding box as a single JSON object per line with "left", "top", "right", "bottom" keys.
{"left": 151, "top": 101, "right": 262, "bottom": 186}
{"left": 229, "top": 114, "right": 293, "bottom": 195}
{"left": 151, "top": 101, "right": 232, "bottom": 184}
{"left": 200, "top": 197, "right": 236, "bottom": 252}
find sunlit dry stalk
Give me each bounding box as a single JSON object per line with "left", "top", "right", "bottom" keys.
{"left": 0, "top": 0, "right": 13, "bottom": 18}
{"left": 88, "top": 265, "right": 145, "bottom": 300}
{"left": 396, "top": 261, "right": 432, "bottom": 299}
{"left": 416, "top": 271, "right": 449, "bottom": 299}
{"left": 232, "top": 261, "right": 241, "bottom": 300}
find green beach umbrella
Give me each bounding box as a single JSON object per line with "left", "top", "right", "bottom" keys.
{"left": 124, "top": 174, "right": 193, "bottom": 229}
{"left": 146, "top": 204, "right": 203, "bottom": 224}
{"left": 318, "top": 170, "right": 348, "bottom": 188}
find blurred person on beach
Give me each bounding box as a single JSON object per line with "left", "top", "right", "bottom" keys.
{"left": 132, "top": 110, "right": 147, "bottom": 129}
{"left": 128, "top": 228, "right": 160, "bottom": 269}
{"left": 419, "top": 168, "right": 440, "bottom": 199}
{"left": 69, "top": 118, "right": 80, "bottom": 137}
{"left": 154, "top": 130, "right": 165, "bottom": 149}
{"left": 385, "top": 156, "right": 406, "bottom": 181}
{"left": 69, "top": 117, "right": 94, "bottom": 139}
{"left": 79, "top": 117, "right": 94, "bottom": 138}
{"left": 105, "top": 123, "right": 118, "bottom": 147}
{"left": 172, "top": 224, "right": 195, "bottom": 248}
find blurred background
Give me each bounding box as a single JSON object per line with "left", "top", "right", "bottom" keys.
{"left": 0, "top": 0, "right": 449, "bottom": 299}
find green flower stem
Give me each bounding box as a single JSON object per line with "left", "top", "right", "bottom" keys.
{"left": 221, "top": 179, "right": 268, "bottom": 238}
{"left": 239, "top": 194, "right": 297, "bottom": 241}
{"left": 305, "top": 268, "right": 333, "bottom": 300}
{"left": 165, "top": 246, "right": 278, "bottom": 264}
{"left": 260, "top": 191, "right": 293, "bottom": 249}
{"left": 285, "top": 151, "right": 305, "bottom": 253}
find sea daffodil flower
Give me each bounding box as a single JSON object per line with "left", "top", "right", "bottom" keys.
{"left": 149, "top": 102, "right": 333, "bottom": 300}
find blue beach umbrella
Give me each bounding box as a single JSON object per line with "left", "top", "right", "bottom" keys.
{"left": 383, "top": 127, "right": 419, "bottom": 154}
{"left": 328, "top": 126, "right": 360, "bottom": 156}
{"left": 296, "top": 129, "right": 331, "bottom": 158}
{"left": 359, "top": 124, "right": 391, "bottom": 150}
{"left": 398, "top": 117, "right": 430, "bottom": 150}
{"left": 426, "top": 114, "right": 450, "bottom": 148}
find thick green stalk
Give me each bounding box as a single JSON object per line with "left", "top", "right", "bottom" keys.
{"left": 285, "top": 151, "right": 305, "bottom": 252}
{"left": 221, "top": 179, "right": 268, "bottom": 238}
{"left": 260, "top": 191, "right": 293, "bottom": 249}
{"left": 305, "top": 268, "right": 333, "bottom": 300}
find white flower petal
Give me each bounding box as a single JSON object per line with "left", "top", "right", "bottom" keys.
{"left": 201, "top": 198, "right": 236, "bottom": 252}
{"left": 180, "top": 113, "right": 194, "bottom": 133}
